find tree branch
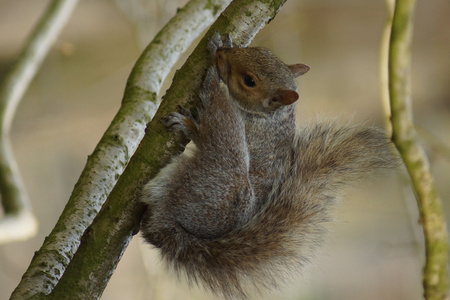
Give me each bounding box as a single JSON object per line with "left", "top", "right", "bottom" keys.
{"left": 0, "top": 0, "right": 78, "bottom": 244}
{"left": 379, "top": 0, "right": 394, "bottom": 129}
{"left": 388, "top": 0, "right": 449, "bottom": 299}
{"left": 10, "top": 0, "right": 231, "bottom": 298}
{"left": 46, "top": 0, "right": 289, "bottom": 298}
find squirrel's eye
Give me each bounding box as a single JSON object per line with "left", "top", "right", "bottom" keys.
{"left": 242, "top": 75, "right": 256, "bottom": 87}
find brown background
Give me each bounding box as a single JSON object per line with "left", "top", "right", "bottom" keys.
{"left": 1, "top": 0, "right": 449, "bottom": 299}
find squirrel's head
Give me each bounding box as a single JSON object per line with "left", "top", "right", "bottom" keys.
{"left": 214, "top": 47, "right": 309, "bottom": 113}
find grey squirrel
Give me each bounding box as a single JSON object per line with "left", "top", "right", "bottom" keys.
{"left": 140, "top": 32, "right": 398, "bottom": 299}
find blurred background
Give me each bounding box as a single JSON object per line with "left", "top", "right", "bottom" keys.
{"left": 0, "top": 0, "right": 449, "bottom": 299}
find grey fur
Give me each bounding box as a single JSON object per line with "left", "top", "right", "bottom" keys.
{"left": 140, "top": 33, "right": 399, "bottom": 299}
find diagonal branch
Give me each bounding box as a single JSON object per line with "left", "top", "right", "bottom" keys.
{"left": 388, "top": 0, "right": 449, "bottom": 299}
{"left": 0, "top": 0, "right": 78, "bottom": 244}
{"left": 46, "top": 0, "right": 289, "bottom": 298}
{"left": 10, "top": 0, "right": 231, "bottom": 298}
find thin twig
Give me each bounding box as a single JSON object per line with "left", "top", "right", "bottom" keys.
{"left": 388, "top": 0, "right": 449, "bottom": 299}
{"left": 379, "top": 0, "right": 394, "bottom": 130}
{"left": 10, "top": 0, "right": 231, "bottom": 298}
{"left": 0, "top": 0, "right": 78, "bottom": 244}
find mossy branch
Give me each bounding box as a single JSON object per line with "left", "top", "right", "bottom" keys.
{"left": 388, "top": 0, "right": 449, "bottom": 299}
{"left": 0, "top": 0, "right": 78, "bottom": 244}
{"left": 45, "top": 0, "right": 288, "bottom": 298}
{"left": 10, "top": 0, "right": 231, "bottom": 298}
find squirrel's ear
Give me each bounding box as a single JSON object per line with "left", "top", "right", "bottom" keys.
{"left": 270, "top": 89, "right": 299, "bottom": 108}
{"left": 288, "top": 64, "right": 310, "bottom": 78}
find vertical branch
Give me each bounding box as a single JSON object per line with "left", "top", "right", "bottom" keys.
{"left": 0, "top": 0, "right": 78, "bottom": 244}
{"left": 388, "top": 0, "right": 449, "bottom": 299}
{"left": 379, "top": 0, "right": 394, "bottom": 130}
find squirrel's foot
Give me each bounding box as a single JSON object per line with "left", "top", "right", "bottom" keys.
{"left": 175, "top": 105, "right": 192, "bottom": 118}
{"left": 222, "top": 34, "right": 232, "bottom": 48}
{"left": 162, "top": 106, "right": 198, "bottom": 139}
{"left": 208, "top": 32, "right": 233, "bottom": 56}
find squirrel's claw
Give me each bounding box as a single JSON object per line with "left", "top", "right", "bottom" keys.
{"left": 162, "top": 110, "right": 198, "bottom": 140}
{"left": 208, "top": 32, "right": 233, "bottom": 56}
{"left": 161, "top": 112, "right": 187, "bottom": 131}
{"left": 176, "top": 105, "right": 192, "bottom": 118}
{"left": 222, "top": 34, "right": 233, "bottom": 48}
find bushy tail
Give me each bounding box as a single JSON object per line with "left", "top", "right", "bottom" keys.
{"left": 293, "top": 120, "right": 399, "bottom": 192}
{"left": 142, "top": 121, "right": 399, "bottom": 299}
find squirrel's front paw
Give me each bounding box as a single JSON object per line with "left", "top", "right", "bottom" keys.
{"left": 161, "top": 112, "right": 185, "bottom": 130}
{"left": 176, "top": 105, "right": 192, "bottom": 119}
{"left": 208, "top": 32, "right": 233, "bottom": 56}
{"left": 161, "top": 106, "right": 197, "bottom": 139}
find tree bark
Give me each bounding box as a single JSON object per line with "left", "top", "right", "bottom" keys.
{"left": 0, "top": 0, "right": 78, "bottom": 245}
